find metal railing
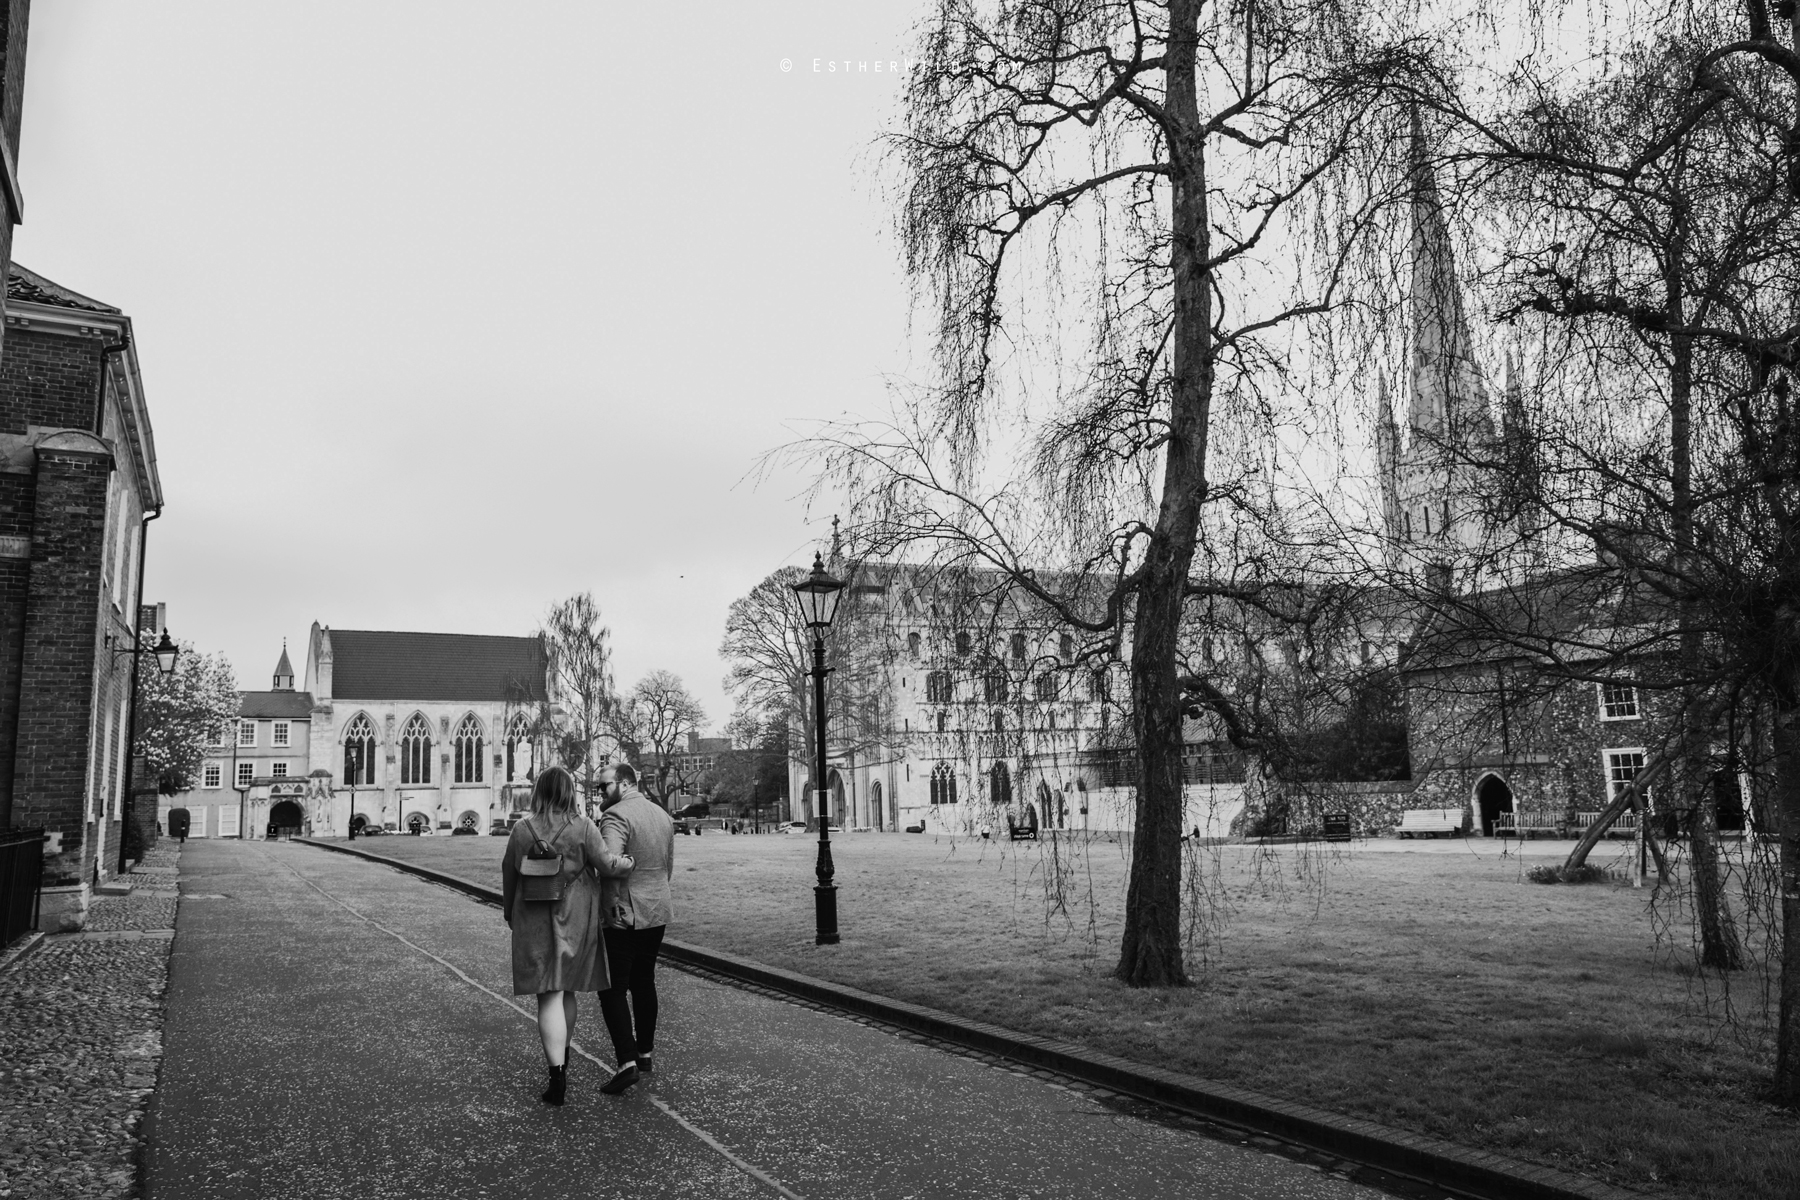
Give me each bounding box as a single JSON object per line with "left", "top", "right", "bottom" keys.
{"left": 0, "top": 828, "right": 45, "bottom": 947}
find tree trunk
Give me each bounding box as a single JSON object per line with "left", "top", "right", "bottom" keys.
{"left": 1116, "top": 0, "right": 1207, "bottom": 988}
{"left": 1667, "top": 239, "right": 1743, "bottom": 970}
{"left": 1774, "top": 699, "right": 1800, "bottom": 1102}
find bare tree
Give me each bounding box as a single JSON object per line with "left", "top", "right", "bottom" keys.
{"left": 622, "top": 670, "right": 707, "bottom": 806}
{"left": 796, "top": 0, "right": 1424, "bottom": 985}
{"left": 541, "top": 593, "right": 617, "bottom": 807}
{"left": 1394, "top": 3, "right": 1800, "bottom": 1095}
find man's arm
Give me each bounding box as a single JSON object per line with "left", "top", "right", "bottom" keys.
{"left": 596, "top": 810, "right": 635, "bottom": 877}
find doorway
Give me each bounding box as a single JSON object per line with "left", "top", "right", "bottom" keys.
{"left": 1475, "top": 774, "right": 1514, "bottom": 836}
{"left": 269, "top": 800, "right": 304, "bottom": 838}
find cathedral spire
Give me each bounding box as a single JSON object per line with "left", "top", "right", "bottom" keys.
{"left": 1408, "top": 107, "right": 1491, "bottom": 441}
{"left": 1373, "top": 371, "right": 1403, "bottom": 550}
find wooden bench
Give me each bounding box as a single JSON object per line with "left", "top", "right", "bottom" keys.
{"left": 1496, "top": 811, "right": 1568, "bottom": 838}
{"left": 1576, "top": 811, "right": 1640, "bottom": 839}
{"left": 1396, "top": 809, "right": 1464, "bottom": 838}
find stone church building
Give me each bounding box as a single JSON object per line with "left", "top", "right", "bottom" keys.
{"left": 303, "top": 624, "right": 549, "bottom": 836}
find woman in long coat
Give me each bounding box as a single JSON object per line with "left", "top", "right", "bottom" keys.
{"left": 501, "top": 765, "right": 632, "bottom": 1105}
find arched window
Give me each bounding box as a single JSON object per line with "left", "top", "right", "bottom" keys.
{"left": 454, "top": 714, "right": 484, "bottom": 783}
{"left": 954, "top": 631, "right": 972, "bottom": 657}
{"left": 1088, "top": 669, "right": 1110, "bottom": 701}
{"left": 930, "top": 762, "right": 957, "bottom": 805}
{"left": 936, "top": 711, "right": 947, "bottom": 733}
{"left": 506, "top": 713, "right": 533, "bottom": 782}
{"left": 926, "top": 671, "right": 953, "bottom": 703}
{"left": 907, "top": 632, "right": 921, "bottom": 658}
{"left": 1010, "top": 633, "right": 1026, "bottom": 662}
{"left": 1034, "top": 674, "right": 1058, "bottom": 701}
{"left": 400, "top": 713, "right": 432, "bottom": 785}
{"left": 983, "top": 669, "right": 1008, "bottom": 703}
{"left": 989, "top": 761, "right": 1012, "bottom": 807}
{"left": 1059, "top": 633, "right": 1074, "bottom": 661}
{"left": 993, "top": 711, "right": 1005, "bottom": 734}
{"left": 342, "top": 712, "right": 376, "bottom": 786}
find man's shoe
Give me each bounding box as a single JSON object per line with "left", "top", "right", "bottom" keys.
{"left": 636, "top": 1053, "right": 653, "bottom": 1076}
{"left": 600, "top": 1063, "right": 639, "bottom": 1095}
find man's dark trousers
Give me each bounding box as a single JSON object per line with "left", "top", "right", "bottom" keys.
{"left": 599, "top": 925, "right": 666, "bottom": 1064}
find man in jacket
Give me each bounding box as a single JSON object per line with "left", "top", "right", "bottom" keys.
{"left": 594, "top": 762, "right": 675, "bottom": 1094}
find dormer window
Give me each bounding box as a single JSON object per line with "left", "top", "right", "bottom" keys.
{"left": 1599, "top": 683, "right": 1640, "bottom": 721}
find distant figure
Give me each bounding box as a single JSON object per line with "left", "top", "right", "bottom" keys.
{"left": 594, "top": 762, "right": 675, "bottom": 1096}
{"left": 501, "top": 765, "right": 632, "bottom": 1107}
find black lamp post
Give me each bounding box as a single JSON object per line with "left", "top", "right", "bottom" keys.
{"left": 790, "top": 552, "right": 846, "bottom": 945}
{"left": 346, "top": 743, "right": 362, "bottom": 840}
{"left": 113, "top": 627, "right": 181, "bottom": 873}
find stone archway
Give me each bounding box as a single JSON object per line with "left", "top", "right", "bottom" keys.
{"left": 869, "top": 782, "right": 883, "bottom": 831}
{"left": 269, "top": 800, "right": 304, "bottom": 838}
{"left": 827, "top": 770, "right": 845, "bottom": 825}
{"left": 1475, "top": 773, "right": 1514, "bottom": 837}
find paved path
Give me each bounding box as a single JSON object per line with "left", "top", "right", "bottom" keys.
{"left": 147, "top": 840, "right": 1388, "bottom": 1200}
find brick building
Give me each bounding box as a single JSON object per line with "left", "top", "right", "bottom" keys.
{"left": 158, "top": 645, "right": 318, "bottom": 841}
{"left": 0, "top": 263, "right": 163, "bottom": 929}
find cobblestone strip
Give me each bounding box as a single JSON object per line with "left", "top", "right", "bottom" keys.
{"left": 0, "top": 840, "right": 179, "bottom": 1200}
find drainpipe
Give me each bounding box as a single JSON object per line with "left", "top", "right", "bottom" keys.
{"left": 116, "top": 506, "right": 161, "bottom": 874}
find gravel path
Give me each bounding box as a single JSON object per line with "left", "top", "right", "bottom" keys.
{"left": 0, "top": 840, "right": 181, "bottom": 1200}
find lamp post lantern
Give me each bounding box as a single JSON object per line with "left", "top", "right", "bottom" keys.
{"left": 790, "top": 551, "right": 846, "bottom": 945}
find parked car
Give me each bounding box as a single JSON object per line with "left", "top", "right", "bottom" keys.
{"left": 781, "top": 821, "right": 807, "bottom": 835}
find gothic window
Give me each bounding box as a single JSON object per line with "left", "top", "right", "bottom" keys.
{"left": 1403, "top": 511, "right": 1412, "bottom": 539}
{"left": 1442, "top": 499, "right": 1451, "bottom": 530}
{"left": 983, "top": 670, "right": 1008, "bottom": 703}
{"left": 930, "top": 762, "right": 957, "bottom": 805}
{"left": 955, "top": 631, "right": 972, "bottom": 657}
{"left": 926, "top": 671, "right": 953, "bottom": 703}
{"left": 1088, "top": 669, "right": 1110, "bottom": 701}
{"left": 506, "top": 713, "right": 533, "bottom": 782}
{"left": 400, "top": 713, "right": 432, "bottom": 785}
{"left": 936, "top": 711, "right": 947, "bottom": 734}
{"left": 1010, "top": 633, "right": 1026, "bottom": 662}
{"left": 993, "top": 711, "right": 1005, "bottom": 734}
{"left": 1059, "top": 633, "right": 1073, "bottom": 661}
{"left": 1034, "top": 674, "right": 1058, "bottom": 701}
{"left": 989, "top": 761, "right": 1012, "bottom": 807}
{"left": 907, "top": 632, "right": 921, "bottom": 658}
{"left": 343, "top": 713, "right": 377, "bottom": 786}
{"left": 1599, "top": 683, "right": 1640, "bottom": 720}
{"left": 454, "top": 714, "right": 485, "bottom": 783}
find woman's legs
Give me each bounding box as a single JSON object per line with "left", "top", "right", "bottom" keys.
{"left": 537, "top": 991, "right": 570, "bottom": 1066}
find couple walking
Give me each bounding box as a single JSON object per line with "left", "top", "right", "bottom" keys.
{"left": 500, "top": 761, "right": 674, "bottom": 1105}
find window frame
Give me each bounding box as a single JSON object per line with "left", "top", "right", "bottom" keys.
{"left": 1602, "top": 747, "right": 1648, "bottom": 805}
{"left": 235, "top": 760, "right": 254, "bottom": 788}
{"left": 1597, "top": 682, "right": 1641, "bottom": 721}
{"left": 202, "top": 762, "right": 222, "bottom": 790}
{"left": 237, "top": 720, "right": 256, "bottom": 747}
{"left": 272, "top": 721, "right": 290, "bottom": 747}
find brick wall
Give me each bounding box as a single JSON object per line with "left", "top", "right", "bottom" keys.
{"left": 9, "top": 443, "right": 112, "bottom": 882}
{"left": 0, "top": 330, "right": 105, "bottom": 435}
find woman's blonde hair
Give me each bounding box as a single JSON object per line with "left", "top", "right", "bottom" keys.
{"left": 530, "top": 765, "right": 578, "bottom": 817}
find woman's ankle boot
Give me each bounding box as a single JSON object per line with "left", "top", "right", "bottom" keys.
{"left": 542, "top": 1063, "right": 567, "bottom": 1106}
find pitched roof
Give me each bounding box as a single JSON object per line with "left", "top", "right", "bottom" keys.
{"left": 273, "top": 644, "right": 295, "bottom": 682}
{"left": 240, "top": 691, "right": 315, "bottom": 719}
{"left": 329, "top": 630, "right": 549, "bottom": 702}
{"left": 7, "top": 263, "right": 121, "bottom": 314}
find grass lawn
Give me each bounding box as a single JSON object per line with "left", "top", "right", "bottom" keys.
{"left": 332, "top": 828, "right": 1797, "bottom": 1199}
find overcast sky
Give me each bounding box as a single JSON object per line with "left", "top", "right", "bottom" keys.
{"left": 15, "top": 3, "right": 930, "bottom": 729}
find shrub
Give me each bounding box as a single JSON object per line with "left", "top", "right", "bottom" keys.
{"left": 1526, "top": 863, "right": 1613, "bottom": 885}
